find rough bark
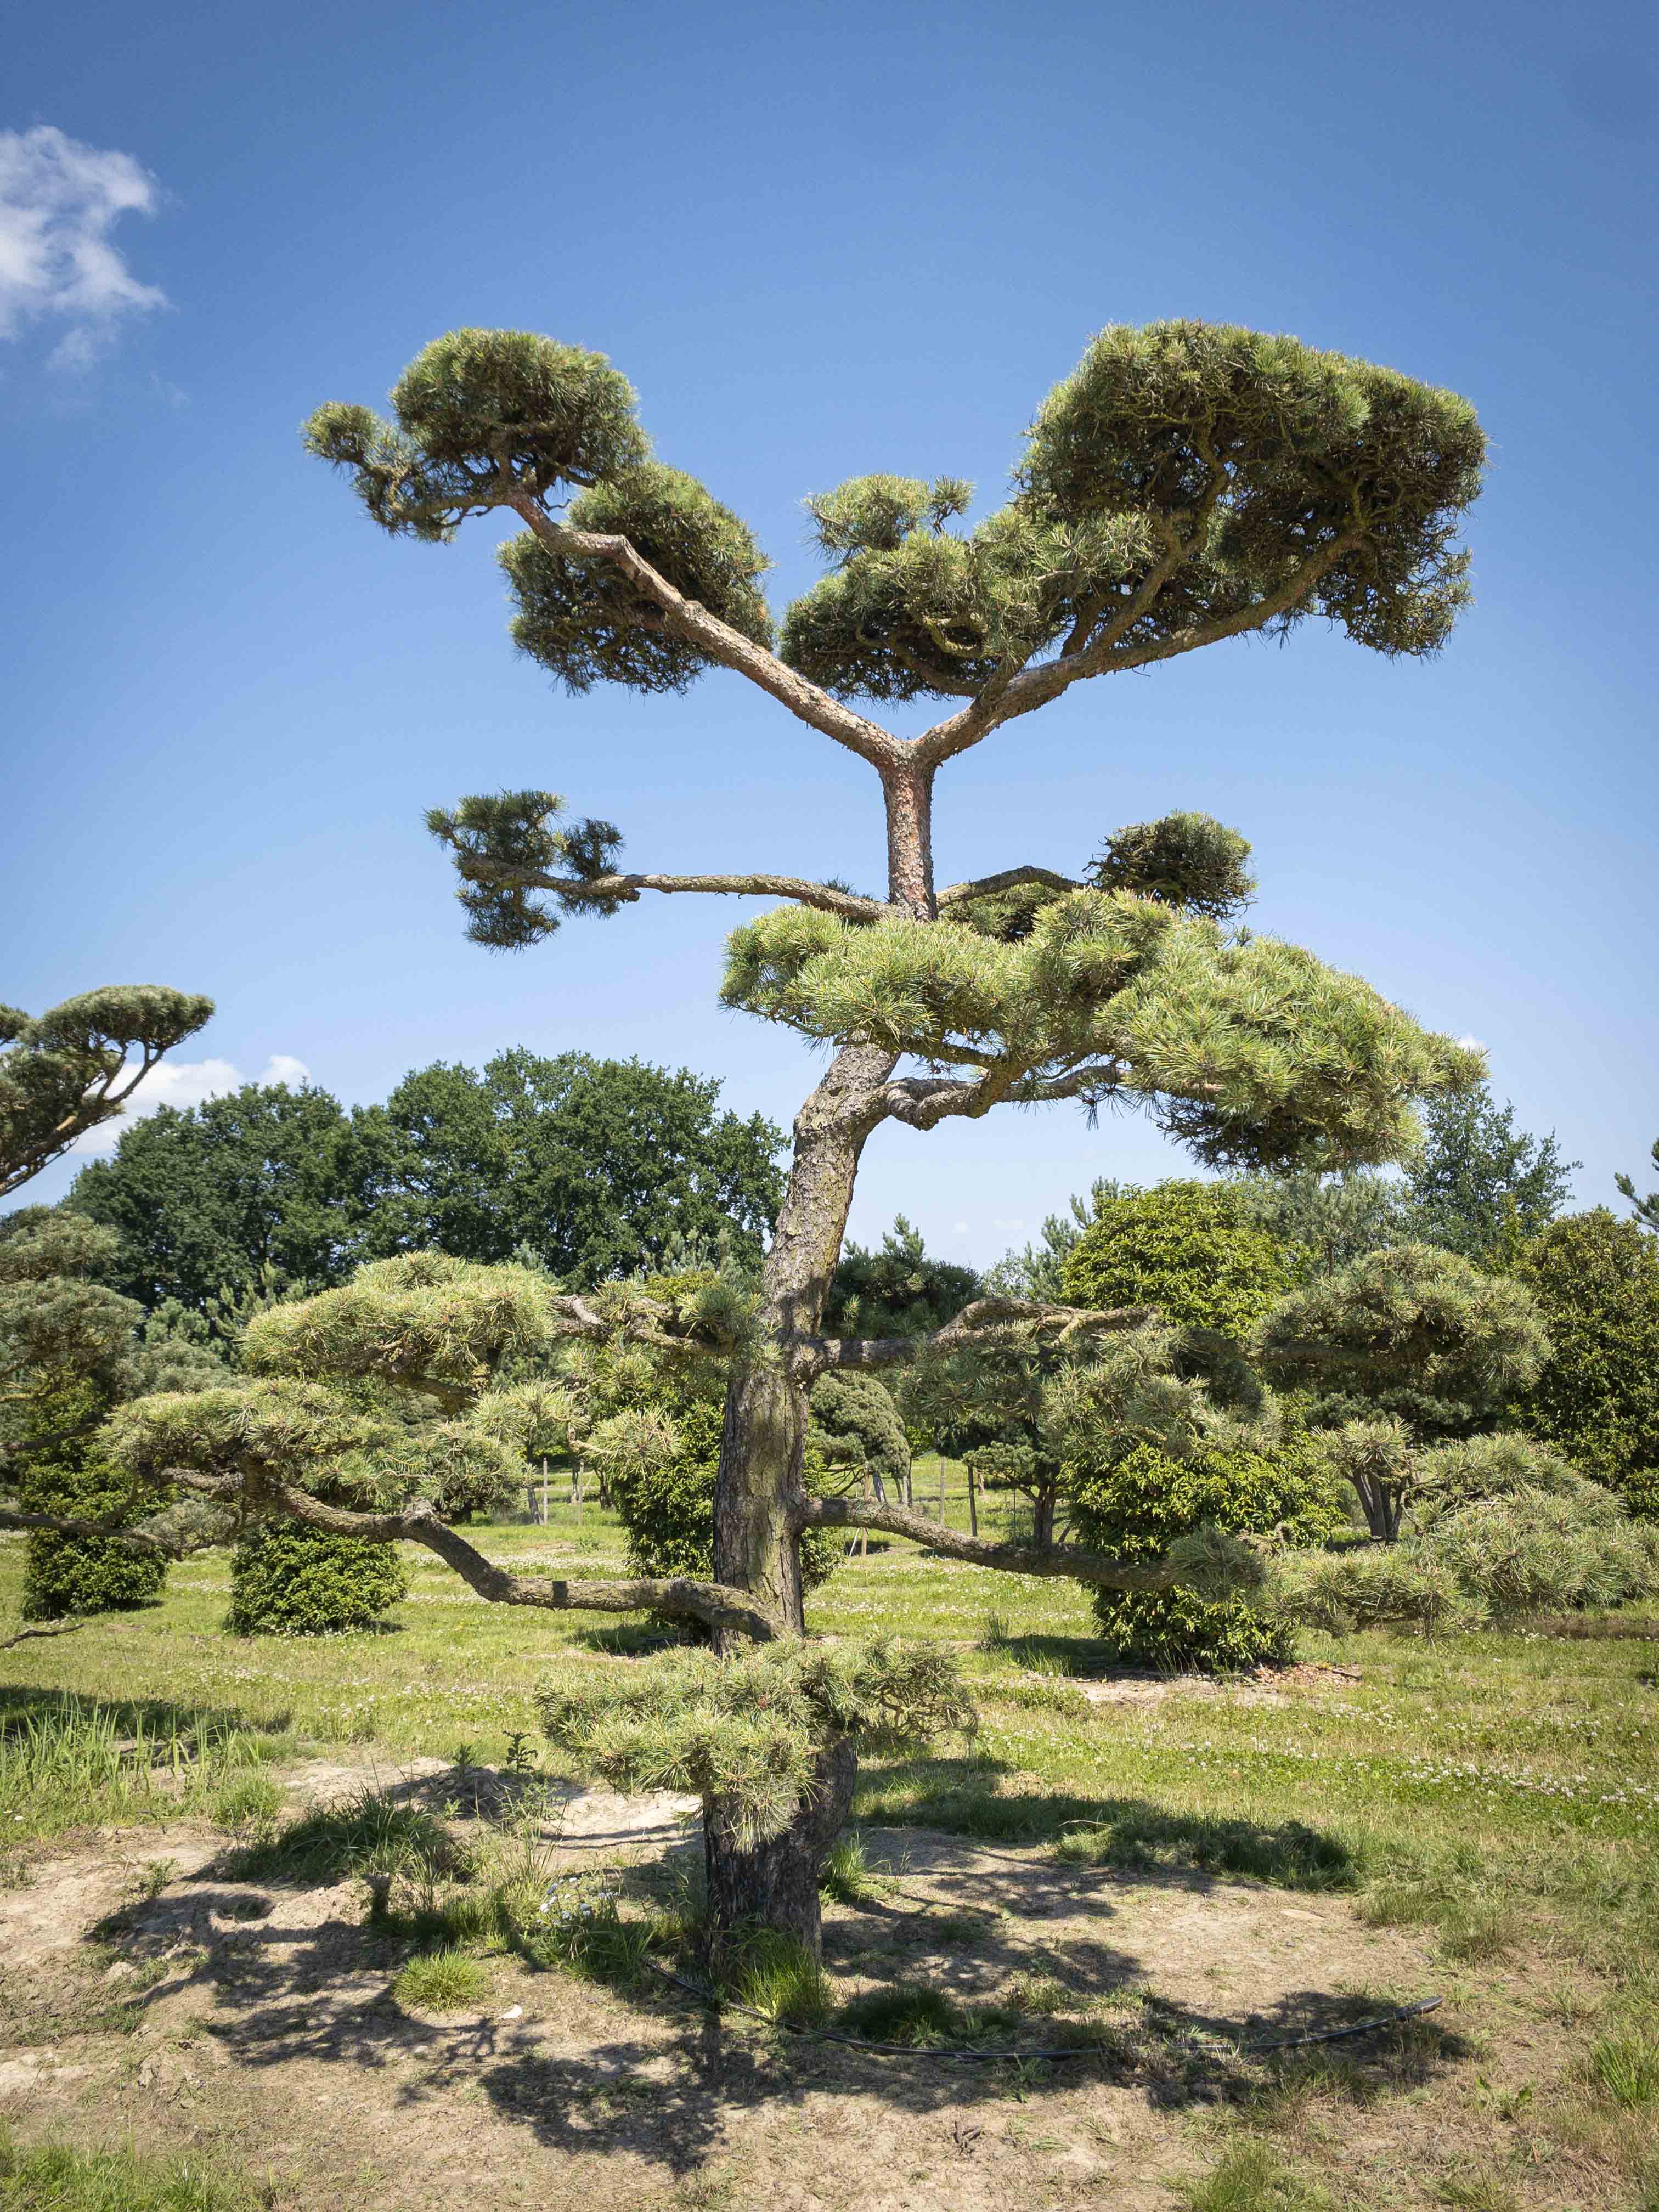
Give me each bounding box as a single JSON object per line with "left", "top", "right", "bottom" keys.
{"left": 702, "top": 1738, "right": 857, "bottom": 1961}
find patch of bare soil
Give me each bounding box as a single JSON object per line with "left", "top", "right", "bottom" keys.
{"left": 0, "top": 1768, "right": 1575, "bottom": 2211}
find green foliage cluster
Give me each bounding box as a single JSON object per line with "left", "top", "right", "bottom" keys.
{"left": 806, "top": 1372, "right": 911, "bottom": 1495}
{"left": 70, "top": 1048, "right": 784, "bottom": 1311}
{"left": 1084, "top": 812, "right": 1256, "bottom": 921}
{"left": 20, "top": 1456, "right": 168, "bottom": 1621}
{"left": 1255, "top": 1242, "right": 1548, "bottom": 1437}
{"left": 1068, "top": 1435, "right": 1343, "bottom": 1671}
{"left": 1617, "top": 1137, "right": 1659, "bottom": 1233}
{"left": 539, "top": 1637, "right": 974, "bottom": 1849}
{"left": 504, "top": 462, "right": 772, "bottom": 695}
{"left": 226, "top": 1523, "right": 409, "bottom": 1635}
{"left": 824, "top": 1215, "right": 979, "bottom": 1341}
{"left": 1407, "top": 1085, "right": 1577, "bottom": 1260}
{"left": 724, "top": 887, "right": 1478, "bottom": 1173}
{"left": 1515, "top": 1210, "right": 1659, "bottom": 1518}
{"left": 1061, "top": 1180, "right": 1290, "bottom": 1340}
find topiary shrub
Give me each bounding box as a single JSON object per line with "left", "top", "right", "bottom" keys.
{"left": 1515, "top": 1210, "right": 1659, "bottom": 1519}
{"left": 227, "top": 1523, "right": 408, "bottom": 1635}
{"left": 1416, "top": 1486, "right": 1659, "bottom": 1618}
{"left": 1066, "top": 1434, "right": 1342, "bottom": 1671}
{"left": 21, "top": 1456, "right": 168, "bottom": 1621}
{"left": 1060, "top": 1180, "right": 1291, "bottom": 1342}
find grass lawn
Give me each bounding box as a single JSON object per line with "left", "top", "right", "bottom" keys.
{"left": 1, "top": 1503, "right": 1656, "bottom": 2208}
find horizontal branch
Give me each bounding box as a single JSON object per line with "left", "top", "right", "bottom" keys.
{"left": 509, "top": 496, "right": 905, "bottom": 776}
{"left": 190, "top": 1475, "right": 778, "bottom": 1641}
{"left": 453, "top": 855, "right": 887, "bottom": 924}
{"left": 795, "top": 1493, "right": 1182, "bottom": 1590}
{"left": 795, "top": 1295, "right": 1154, "bottom": 1378}
{"left": 0, "top": 1505, "right": 170, "bottom": 1553}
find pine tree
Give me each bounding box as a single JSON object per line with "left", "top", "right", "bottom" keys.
{"left": 1, "top": 988, "right": 212, "bottom": 1198}
{"left": 1616, "top": 1139, "right": 1659, "bottom": 1234}
{"left": 129, "top": 318, "right": 1485, "bottom": 1946}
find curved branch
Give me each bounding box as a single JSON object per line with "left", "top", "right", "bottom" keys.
{"left": 795, "top": 1494, "right": 1181, "bottom": 1590}
{"left": 0, "top": 1505, "right": 169, "bottom": 1553}
{"left": 508, "top": 496, "right": 904, "bottom": 775}
{"left": 936, "top": 867, "right": 1079, "bottom": 908}
{"left": 452, "top": 856, "right": 887, "bottom": 924}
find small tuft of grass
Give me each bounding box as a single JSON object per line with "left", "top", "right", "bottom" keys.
{"left": 1589, "top": 2030, "right": 1659, "bottom": 2109}
{"left": 1006, "top": 1970, "right": 1071, "bottom": 2017}
{"left": 725, "top": 1929, "right": 832, "bottom": 2028}
{"left": 837, "top": 1982, "right": 959, "bottom": 2045}
{"left": 1174, "top": 2139, "right": 1334, "bottom": 2210}
{"left": 393, "top": 1946, "right": 489, "bottom": 2013}
{"left": 818, "top": 1831, "right": 875, "bottom": 1906}
{"left": 211, "top": 1775, "right": 284, "bottom": 1832}
{"left": 225, "top": 1785, "right": 467, "bottom": 1888}
{"left": 1435, "top": 2174, "right": 1522, "bottom": 2211}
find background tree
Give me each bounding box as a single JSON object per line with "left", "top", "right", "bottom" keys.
{"left": 985, "top": 1178, "right": 1122, "bottom": 1302}
{"left": 72, "top": 1079, "right": 364, "bottom": 1312}
{"left": 1515, "top": 1211, "right": 1659, "bottom": 1520}
{"left": 1, "top": 987, "right": 212, "bottom": 1199}
{"left": 1616, "top": 1139, "right": 1659, "bottom": 1234}
{"left": 289, "top": 315, "right": 1488, "bottom": 1947}
{"left": 1255, "top": 1242, "right": 1550, "bottom": 1538}
{"left": 1403, "top": 1079, "right": 1576, "bottom": 1261}
{"left": 70, "top": 1049, "right": 785, "bottom": 1313}
{"left": 823, "top": 1215, "right": 978, "bottom": 1341}
{"left": 1229, "top": 1165, "right": 1415, "bottom": 1279}
{"left": 356, "top": 1048, "right": 785, "bottom": 1280}
{"left": 1061, "top": 1181, "right": 1291, "bottom": 1344}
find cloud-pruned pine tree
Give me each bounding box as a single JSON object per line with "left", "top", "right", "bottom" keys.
{"left": 1, "top": 988, "right": 212, "bottom": 1198}
{"left": 285, "top": 320, "right": 1489, "bottom": 1944}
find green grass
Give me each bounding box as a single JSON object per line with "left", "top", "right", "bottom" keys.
{"left": 392, "top": 1945, "right": 490, "bottom": 2013}
{"left": 724, "top": 1929, "right": 832, "bottom": 2028}
{"left": 0, "top": 2130, "right": 276, "bottom": 2209}
{"left": 1173, "top": 2140, "right": 1334, "bottom": 2210}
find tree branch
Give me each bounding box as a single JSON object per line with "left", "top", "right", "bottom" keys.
{"left": 793, "top": 1295, "right": 1154, "bottom": 1377}
{"left": 795, "top": 1493, "right": 1182, "bottom": 1590}
{"left": 507, "top": 496, "right": 905, "bottom": 776}
{"left": 912, "top": 531, "right": 1358, "bottom": 766}
{"left": 452, "top": 856, "right": 887, "bottom": 924}
{"left": 936, "top": 867, "right": 1079, "bottom": 908}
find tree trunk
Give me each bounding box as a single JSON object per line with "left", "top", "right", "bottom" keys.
{"left": 702, "top": 1739, "right": 857, "bottom": 1961}
{"left": 1032, "top": 1487, "right": 1056, "bottom": 1551}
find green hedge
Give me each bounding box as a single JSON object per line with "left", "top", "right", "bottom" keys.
{"left": 1068, "top": 1435, "right": 1341, "bottom": 1671}
{"left": 227, "top": 1524, "right": 408, "bottom": 1635}
{"left": 20, "top": 1460, "right": 167, "bottom": 1622}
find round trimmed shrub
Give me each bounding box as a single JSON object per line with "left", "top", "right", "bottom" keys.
{"left": 227, "top": 1524, "right": 408, "bottom": 1635}
{"left": 1417, "top": 1487, "right": 1659, "bottom": 1617}
{"left": 1274, "top": 1548, "right": 1477, "bottom": 1637}
{"left": 1067, "top": 1435, "right": 1342, "bottom": 1671}
{"left": 20, "top": 1458, "right": 167, "bottom": 1622}
{"left": 1060, "top": 1181, "right": 1291, "bottom": 1341}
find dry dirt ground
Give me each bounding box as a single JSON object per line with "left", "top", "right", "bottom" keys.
{"left": 0, "top": 1745, "right": 1570, "bottom": 2212}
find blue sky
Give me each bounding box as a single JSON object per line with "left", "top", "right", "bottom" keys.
{"left": 4, "top": 0, "right": 1656, "bottom": 1263}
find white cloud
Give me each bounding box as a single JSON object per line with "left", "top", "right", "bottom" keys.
{"left": 0, "top": 124, "right": 166, "bottom": 363}
{"left": 71, "top": 1053, "right": 314, "bottom": 1159}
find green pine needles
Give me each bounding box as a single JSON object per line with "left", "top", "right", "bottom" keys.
{"left": 539, "top": 1637, "right": 975, "bottom": 1851}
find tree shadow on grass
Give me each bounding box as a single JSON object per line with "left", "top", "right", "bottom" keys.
{"left": 856, "top": 1756, "right": 1356, "bottom": 1891}
{"left": 0, "top": 1683, "right": 295, "bottom": 1751}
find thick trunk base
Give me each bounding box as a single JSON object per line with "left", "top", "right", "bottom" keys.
{"left": 702, "top": 1739, "right": 857, "bottom": 1960}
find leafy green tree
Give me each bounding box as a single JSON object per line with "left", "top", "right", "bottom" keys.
{"left": 1616, "top": 1139, "right": 1659, "bottom": 1234}
{"left": 266, "top": 315, "right": 1486, "bottom": 1945}
{"left": 356, "top": 1048, "right": 783, "bottom": 1281}
{"left": 1404, "top": 1080, "right": 1577, "bottom": 1260}
{"left": 1, "top": 988, "right": 212, "bottom": 1200}
{"left": 71, "top": 1080, "right": 364, "bottom": 1312}
{"left": 1255, "top": 1242, "right": 1550, "bottom": 1538}
{"left": 1515, "top": 1211, "right": 1659, "bottom": 1519}
{"left": 985, "top": 1179, "right": 1124, "bottom": 1302}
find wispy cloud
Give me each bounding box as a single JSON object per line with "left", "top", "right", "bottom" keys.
{"left": 71, "top": 1053, "right": 314, "bottom": 1159}
{"left": 0, "top": 124, "right": 166, "bottom": 365}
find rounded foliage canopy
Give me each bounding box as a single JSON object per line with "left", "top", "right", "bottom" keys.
{"left": 1060, "top": 1181, "right": 1290, "bottom": 1341}
{"left": 1255, "top": 1241, "right": 1549, "bottom": 1437}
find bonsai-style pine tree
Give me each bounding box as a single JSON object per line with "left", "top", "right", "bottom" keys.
{"left": 291, "top": 320, "right": 1489, "bottom": 1941}
{"left": 2, "top": 987, "right": 213, "bottom": 1198}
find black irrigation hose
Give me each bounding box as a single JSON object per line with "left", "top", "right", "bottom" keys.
{"left": 645, "top": 1961, "right": 1442, "bottom": 2064}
